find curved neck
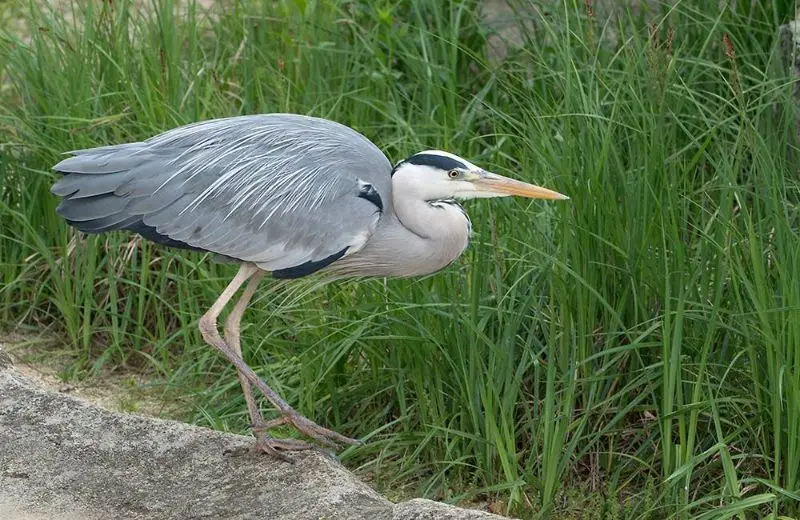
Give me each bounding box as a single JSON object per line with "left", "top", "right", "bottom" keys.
{"left": 392, "top": 181, "right": 469, "bottom": 242}
{"left": 328, "top": 179, "right": 472, "bottom": 279}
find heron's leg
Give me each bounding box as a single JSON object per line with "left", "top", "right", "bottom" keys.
{"left": 198, "top": 264, "right": 360, "bottom": 454}
{"left": 221, "top": 272, "right": 315, "bottom": 455}
{"left": 222, "top": 270, "right": 267, "bottom": 429}
{"left": 198, "top": 264, "right": 299, "bottom": 415}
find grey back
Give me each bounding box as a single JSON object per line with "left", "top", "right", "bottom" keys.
{"left": 52, "top": 114, "right": 393, "bottom": 276}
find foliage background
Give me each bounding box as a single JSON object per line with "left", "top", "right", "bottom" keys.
{"left": 1, "top": 0, "right": 798, "bottom": 518}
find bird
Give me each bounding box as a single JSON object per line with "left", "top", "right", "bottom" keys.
{"left": 50, "top": 113, "right": 568, "bottom": 460}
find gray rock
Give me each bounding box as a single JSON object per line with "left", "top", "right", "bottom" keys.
{"left": 0, "top": 348, "right": 11, "bottom": 369}
{"left": 393, "top": 499, "right": 502, "bottom": 519}
{"left": 481, "top": 0, "right": 532, "bottom": 65}
{"left": 0, "top": 359, "right": 509, "bottom": 520}
{"left": 480, "top": 0, "right": 675, "bottom": 64}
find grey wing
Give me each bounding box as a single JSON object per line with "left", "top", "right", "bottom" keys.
{"left": 51, "top": 114, "right": 393, "bottom": 277}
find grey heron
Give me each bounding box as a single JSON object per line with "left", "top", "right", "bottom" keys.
{"left": 51, "top": 113, "right": 568, "bottom": 460}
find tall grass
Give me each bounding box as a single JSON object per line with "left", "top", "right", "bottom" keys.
{"left": 1, "top": 0, "right": 799, "bottom": 517}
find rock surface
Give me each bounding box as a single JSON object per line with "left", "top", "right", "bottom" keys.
{"left": 0, "top": 352, "right": 508, "bottom": 520}
{"left": 480, "top": 0, "right": 673, "bottom": 64}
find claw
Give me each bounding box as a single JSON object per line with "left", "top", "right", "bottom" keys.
{"left": 253, "top": 434, "right": 316, "bottom": 463}
{"left": 288, "top": 412, "right": 361, "bottom": 448}
{"left": 249, "top": 410, "right": 361, "bottom": 449}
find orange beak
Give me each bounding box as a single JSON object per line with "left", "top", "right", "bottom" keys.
{"left": 473, "top": 171, "right": 569, "bottom": 200}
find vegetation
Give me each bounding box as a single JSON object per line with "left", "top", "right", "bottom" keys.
{"left": 1, "top": 0, "right": 798, "bottom": 517}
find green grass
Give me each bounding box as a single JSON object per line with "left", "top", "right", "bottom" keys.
{"left": 2, "top": 0, "right": 799, "bottom": 517}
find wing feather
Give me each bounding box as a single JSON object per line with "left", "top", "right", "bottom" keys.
{"left": 52, "top": 114, "right": 392, "bottom": 274}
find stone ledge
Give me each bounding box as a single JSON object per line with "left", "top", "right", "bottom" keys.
{"left": 0, "top": 355, "right": 508, "bottom": 520}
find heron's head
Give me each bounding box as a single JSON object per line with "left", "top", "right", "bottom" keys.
{"left": 391, "top": 150, "right": 568, "bottom": 202}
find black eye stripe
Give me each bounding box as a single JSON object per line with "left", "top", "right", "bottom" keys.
{"left": 392, "top": 153, "right": 468, "bottom": 176}
{"left": 406, "top": 154, "right": 467, "bottom": 170}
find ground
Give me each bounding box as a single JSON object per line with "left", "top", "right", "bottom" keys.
{"left": 1, "top": 331, "right": 180, "bottom": 420}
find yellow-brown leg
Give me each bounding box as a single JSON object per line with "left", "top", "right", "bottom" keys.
{"left": 222, "top": 270, "right": 313, "bottom": 457}
{"left": 222, "top": 270, "right": 267, "bottom": 429}
{"left": 198, "top": 263, "right": 360, "bottom": 460}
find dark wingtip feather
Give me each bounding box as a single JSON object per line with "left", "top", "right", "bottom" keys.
{"left": 55, "top": 194, "right": 124, "bottom": 222}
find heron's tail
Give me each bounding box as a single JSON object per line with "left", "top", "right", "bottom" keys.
{"left": 51, "top": 144, "right": 196, "bottom": 251}
{"left": 51, "top": 143, "right": 147, "bottom": 233}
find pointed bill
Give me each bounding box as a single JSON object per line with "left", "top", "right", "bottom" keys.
{"left": 473, "top": 171, "right": 569, "bottom": 200}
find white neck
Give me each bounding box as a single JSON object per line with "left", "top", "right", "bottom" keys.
{"left": 382, "top": 179, "right": 471, "bottom": 275}
{"left": 330, "top": 179, "right": 471, "bottom": 278}
{"left": 392, "top": 182, "right": 467, "bottom": 241}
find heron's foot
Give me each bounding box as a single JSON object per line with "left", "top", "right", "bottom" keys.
{"left": 252, "top": 411, "right": 361, "bottom": 449}
{"left": 251, "top": 433, "right": 315, "bottom": 463}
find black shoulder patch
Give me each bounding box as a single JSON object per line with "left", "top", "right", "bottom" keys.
{"left": 271, "top": 247, "right": 349, "bottom": 279}
{"left": 357, "top": 183, "right": 383, "bottom": 212}
{"left": 405, "top": 153, "right": 467, "bottom": 171}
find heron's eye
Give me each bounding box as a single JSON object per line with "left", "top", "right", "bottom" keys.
{"left": 447, "top": 170, "right": 460, "bottom": 179}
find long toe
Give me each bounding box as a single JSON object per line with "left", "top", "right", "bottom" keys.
{"left": 253, "top": 435, "right": 315, "bottom": 463}
{"left": 250, "top": 410, "right": 362, "bottom": 449}
{"left": 284, "top": 411, "right": 362, "bottom": 448}
{"left": 264, "top": 438, "right": 316, "bottom": 451}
